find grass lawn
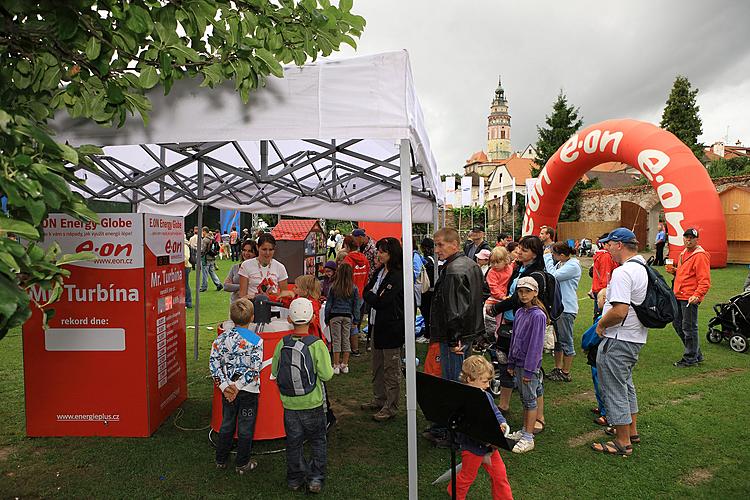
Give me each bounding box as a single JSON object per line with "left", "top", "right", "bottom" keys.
{"left": 1, "top": 259, "right": 749, "bottom": 499}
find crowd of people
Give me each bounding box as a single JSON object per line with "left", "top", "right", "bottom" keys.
{"left": 199, "top": 220, "right": 713, "bottom": 498}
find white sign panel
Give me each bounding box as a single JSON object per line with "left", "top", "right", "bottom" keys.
{"left": 461, "top": 176, "right": 472, "bottom": 207}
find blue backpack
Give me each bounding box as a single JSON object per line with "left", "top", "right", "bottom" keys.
{"left": 581, "top": 316, "right": 601, "bottom": 351}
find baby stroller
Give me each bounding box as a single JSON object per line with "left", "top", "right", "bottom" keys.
{"left": 706, "top": 291, "right": 750, "bottom": 353}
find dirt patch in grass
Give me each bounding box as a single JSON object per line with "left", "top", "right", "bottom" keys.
{"left": 680, "top": 467, "right": 714, "bottom": 487}
{"left": 567, "top": 429, "right": 605, "bottom": 448}
{"left": 668, "top": 393, "right": 702, "bottom": 405}
{"left": 550, "top": 391, "right": 596, "bottom": 408}
{"left": 669, "top": 367, "right": 747, "bottom": 385}
{"left": 0, "top": 445, "right": 16, "bottom": 461}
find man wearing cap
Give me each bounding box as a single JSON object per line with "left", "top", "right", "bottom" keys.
{"left": 666, "top": 228, "right": 711, "bottom": 367}
{"left": 592, "top": 228, "right": 648, "bottom": 457}
{"left": 463, "top": 225, "right": 491, "bottom": 262}
{"left": 539, "top": 226, "right": 555, "bottom": 254}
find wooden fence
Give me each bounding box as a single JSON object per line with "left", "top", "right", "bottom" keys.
{"left": 556, "top": 221, "right": 620, "bottom": 244}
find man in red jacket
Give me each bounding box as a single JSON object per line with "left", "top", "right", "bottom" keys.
{"left": 667, "top": 228, "right": 711, "bottom": 367}
{"left": 589, "top": 233, "right": 619, "bottom": 321}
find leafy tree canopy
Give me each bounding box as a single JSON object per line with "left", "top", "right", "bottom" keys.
{"left": 0, "top": 0, "right": 365, "bottom": 338}
{"left": 660, "top": 75, "right": 703, "bottom": 158}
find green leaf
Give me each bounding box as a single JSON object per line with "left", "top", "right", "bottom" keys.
{"left": 25, "top": 198, "right": 47, "bottom": 226}
{"left": 77, "top": 144, "right": 104, "bottom": 155}
{"left": 340, "top": 0, "right": 353, "bottom": 13}
{"left": 57, "top": 251, "right": 96, "bottom": 266}
{"left": 58, "top": 143, "right": 79, "bottom": 165}
{"left": 255, "top": 48, "right": 283, "bottom": 78}
{"left": 169, "top": 43, "right": 201, "bottom": 63}
{"left": 139, "top": 66, "right": 160, "bottom": 89}
{"left": 125, "top": 5, "right": 154, "bottom": 34}
{"left": 85, "top": 37, "right": 101, "bottom": 60}
{"left": 0, "top": 109, "right": 11, "bottom": 131}
{"left": 0, "top": 217, "right": 40, "bottom": 239}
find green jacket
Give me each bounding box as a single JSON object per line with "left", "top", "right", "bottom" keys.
{"left": 271, "top": 335, "right": 333, "bottom": 410}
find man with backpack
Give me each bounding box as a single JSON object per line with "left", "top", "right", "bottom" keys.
{"left": 666, "top": 228, "right": 711, "bottom": 367}
{"left": 201, "top": 226, "right": 223, "bottom": 292}
{"left": 592, "top": 228, "right": 648, "bottom": 457}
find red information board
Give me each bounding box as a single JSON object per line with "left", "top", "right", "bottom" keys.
{"left": 22, "top": 213, "right": 187, "bottom": 437}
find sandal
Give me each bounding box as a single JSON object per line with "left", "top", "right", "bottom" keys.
{"left": 604, "top": 426, "right": 641, "bottom": 443}
{"left": 591, "top": 407, "right": 601, "bottom": 415}
{"left": 591, "top": 440, "right": 633, "bottom": 456}
{"left": 533, "top": 419, "right": 545, "bottom": 434}
{"left": 593, "top": 416, "right": 608, "bottom": 426}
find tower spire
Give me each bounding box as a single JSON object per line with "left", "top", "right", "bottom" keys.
{"left": 487, "top": 76, "right": 511, "bottom": 161}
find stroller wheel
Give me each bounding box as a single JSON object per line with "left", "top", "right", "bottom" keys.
{"left": 729, "top": 334, "right": 749, "bottom": 353}
{"left": 706, "top": 329, "right": 723, "bottom": 344}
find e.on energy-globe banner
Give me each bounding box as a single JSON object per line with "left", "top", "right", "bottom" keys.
{"left": 22, "top": 213, "right": 187, "bottom": 437}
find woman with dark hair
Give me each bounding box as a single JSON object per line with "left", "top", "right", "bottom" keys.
{"left": 238, "top": 233, "right": 292, "bottom": 299}
{"left": 486, "top": 235, "right": 547, "bottom": 431}
{"left": 361, "top": 237, "right": 405, "bottom": 422}
{"left": 224, "top": 239, "right": 258, "bottom": 304}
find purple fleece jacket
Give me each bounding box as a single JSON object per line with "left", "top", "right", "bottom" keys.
{"left": 507, "top": 305, "right": 547, "bottom": 378}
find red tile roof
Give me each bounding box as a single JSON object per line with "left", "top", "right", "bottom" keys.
{"left": 271, "top": 219, "right": 321, "bottom": 240}
{"left": 466, "top": 151, "right": 489, "bottom": 164}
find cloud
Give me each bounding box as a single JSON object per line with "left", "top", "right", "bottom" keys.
{"left": 340, "top": 0, "right": 750, "bottom": 173}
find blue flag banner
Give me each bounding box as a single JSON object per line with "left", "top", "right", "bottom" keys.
{"left": 220, "top": 210, "right": 240, "bottom": 235}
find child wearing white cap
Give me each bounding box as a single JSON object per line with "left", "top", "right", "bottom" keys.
{"left": 271, "top": 298, "right": 334, "bottom": 493}
{"left": 506, "top": 276, "right": 548, "bottom": 454}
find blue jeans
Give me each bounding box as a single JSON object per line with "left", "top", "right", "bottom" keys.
{"left": 184, "top": 267, "right": 192, "bottom": 307}
{"left": 673, "top": 299, "right": 702, "bottom": 364}
{"left": 201, "top": 259, "right": 221, "bottom": 290}
{"left": 440, "top": 341, "right": 469, "bottom": 382}
{"left": 554, "top": 312, "right": 576, "bottom": 356}
{"left": 284, "top": 406, "right": 327, "bottom": 487}
{"left": 215, "top": 391, "right": 258, "bottom": 467}
{"left": 591, "top": 366, "right": 606, "bottom": 417}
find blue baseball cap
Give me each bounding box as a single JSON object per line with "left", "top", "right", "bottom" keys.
{"left": 352, "top": 229, "right": 366, "bottom": 237}
{"left": 599, "top": 227, "right": 638, "bottom": 244}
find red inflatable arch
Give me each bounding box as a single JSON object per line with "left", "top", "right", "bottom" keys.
{"left": 523, "top": 119, "right": 727, "bottom": 268}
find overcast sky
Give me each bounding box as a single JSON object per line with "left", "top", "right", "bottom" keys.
{"left": 338, "top": 0, "right": 750, "bottom": 174}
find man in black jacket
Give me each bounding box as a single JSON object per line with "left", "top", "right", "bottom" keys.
{"left": 463, "top": 225, "right": 492, "bottom": 262}
{"left": 432, "top": 228, "right": 486, "bottom": 382}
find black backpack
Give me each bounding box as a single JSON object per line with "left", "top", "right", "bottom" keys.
{"left": 530, "top": 270, "right": 564, "bottom": 322}
{"left": 625, "top": 260, "right": 678, "bottom": 328}
{"left": 276, "top": 335, "right": 318, "bottom": 396}
{"left": 188, "top": 246, "right": 197, "bottom": 266}
{"left": 207, "top": 240, "right": 220, "bottom": 258}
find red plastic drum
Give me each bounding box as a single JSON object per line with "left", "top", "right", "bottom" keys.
{"left": 210, "top": 319, "right": 293, "bottom": 441}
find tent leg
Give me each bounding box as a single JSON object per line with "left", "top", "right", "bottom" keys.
{"left": 194, "top": 204, "right": 203, "bottom": 361}
{"left": 400, "top": 139, "right": 418, "bottom": 500}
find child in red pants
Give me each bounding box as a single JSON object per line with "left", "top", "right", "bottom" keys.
{"left": 447, "top": 355, "right": 514, "bottom": 499}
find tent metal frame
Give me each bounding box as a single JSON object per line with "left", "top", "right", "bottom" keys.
{"left": 74, "top": 138, "right": 440, "bottom": 500}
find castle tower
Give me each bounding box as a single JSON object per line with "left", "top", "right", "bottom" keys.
{"left": 487, "top": 76, "right": 512, "bottom": 161}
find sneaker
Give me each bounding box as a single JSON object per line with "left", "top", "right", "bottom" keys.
{"left": 351, "top": 350, "right": 361, "bottom": 357}
{"left": 548, "top": 368, "right": 563, "bottom": 381}
{"left": 235, "top": 459, "right": 257, "bottom": 474}
{"left": 199, "top": 288, "right": 208, "bottom": 292}
{"left": 340, "top": 364, "right": 349, "bottom": 374}
{"left": 416, "top": 336, "right": 429, "bottom": 344}
{"left": 307, "top": 480, "right": 323, "bottom": 494}
{"left": 674, "top": 360, "right": 697, "bottom": 368}
{"left": 216, "top": 462, "right": 227, "bottom": 470}
{"left": 373, "top": 408, "right": 396, "bottom": 422}
{"left": 361, "top": 401, "right": 383, "bottom": 411}
{"left": 506, "top": 430, "right": 524, "bottom": 441}
{"left": 559, "top": 371, "right": 572, "bottom": 382}
{"left": 216, "top": 285, "right": 223, "bottom": 291}
{"left": 512, "top": 437, "right": 535, "bottom": 454}
{"left": 333, "top": 365, "right": 341, "bottom": 375}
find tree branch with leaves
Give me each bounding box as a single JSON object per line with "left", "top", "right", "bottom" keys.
{"left": 0, "top": 0, "right": 365, "bottom": 338}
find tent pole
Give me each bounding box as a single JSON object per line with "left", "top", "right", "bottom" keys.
{"left": 432, "top": 202, "right": 439, "bottom": 284}
{"left": 400, "top": 139, "right": 418, "bottom": 500}
{"left": 194, "top": 160, "right": 205, "bottom": 361}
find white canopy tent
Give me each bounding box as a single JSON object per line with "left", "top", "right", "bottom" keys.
{"left": 53, "top": 50, "right": 443, "bottom": 499}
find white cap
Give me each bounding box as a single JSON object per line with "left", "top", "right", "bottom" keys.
{"left": 288, "top": 297, "right": 314, "bottom": 324}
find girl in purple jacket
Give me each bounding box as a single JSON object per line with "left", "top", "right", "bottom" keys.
{"left": 506, "top": 276, "right": 548, "bottom": 454}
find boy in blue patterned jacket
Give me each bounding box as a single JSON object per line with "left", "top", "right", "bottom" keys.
{"left": 209, "top": 298, "right": 263, "bottom": 474}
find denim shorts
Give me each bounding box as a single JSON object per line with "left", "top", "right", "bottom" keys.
{"left": 515, "top": 370, "right": 544, "bottom": 410}
{"left": 554, "top": 312, "right": 576, "bottom": 356}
